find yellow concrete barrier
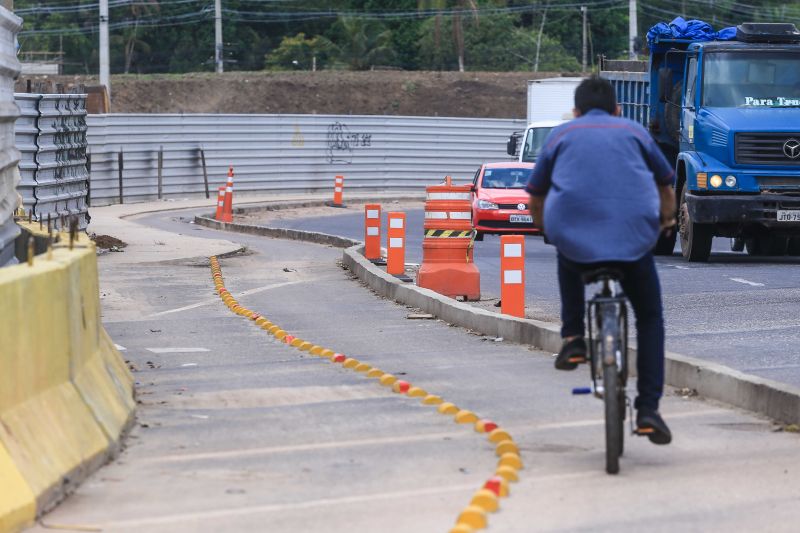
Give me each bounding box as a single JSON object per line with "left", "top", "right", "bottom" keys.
{"left": 0, "top": 240, "right": 135, "bottom": 532}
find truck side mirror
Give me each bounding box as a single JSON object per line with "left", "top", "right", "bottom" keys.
{"left": 507, "top": 132, "right": 521, "bottom": 156}
{"left": 658, "top": 68, "right": 673, "bottom": 103}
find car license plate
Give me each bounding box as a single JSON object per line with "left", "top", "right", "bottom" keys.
{"left": 777, "top": 210, "right": 800, "bottom": 222}
{"left": 509, "top": 215, "right": 533, "bottom": 223}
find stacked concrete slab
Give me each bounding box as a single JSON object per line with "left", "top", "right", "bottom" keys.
{"left": 0, "top": 8, "right": 20, "bottom": 267}
{"left": 14, "top": 92, "right": 90, "bottom": 230}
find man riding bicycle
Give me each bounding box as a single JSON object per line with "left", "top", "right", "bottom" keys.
{"left": 527, "top": 77, "right": 675, "bottom": 445}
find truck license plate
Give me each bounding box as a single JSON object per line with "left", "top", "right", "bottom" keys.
{"left": 509, "top": 215, "right": 533, "bottom": 223}
{"left": 777, "top": 210, "right": 800, "bottom": 222}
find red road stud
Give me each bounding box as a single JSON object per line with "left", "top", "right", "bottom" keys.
{"left": 484, "top": 477, "right": 502, "bottom": 496}
{"left": 477, "top": 419, "right": 498, "bottom": 433}
{"left": 333, "top": 353, "right": 347, "bottom": 363}
{"left": 250, "top": 313, "right": 260, "bottom": 321}
{"left": 283, "top": 335, "right": 295, "bottom": 344}
{"left": 393, "top": 380, "right": 411, "bottom": 394}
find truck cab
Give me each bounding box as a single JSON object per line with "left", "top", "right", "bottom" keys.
{"left": 603, "top": 23, "right": 800, "bottom": 261}
{"left": 506, "top": 120, "right": 565, "bottom": 163}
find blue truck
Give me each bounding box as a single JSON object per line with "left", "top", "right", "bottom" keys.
{"left": 601, "top": 22, "right": 800, "bottom": 261}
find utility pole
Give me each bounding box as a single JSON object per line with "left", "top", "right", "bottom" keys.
{"left": 581, "top": 6, "right": 587, "bottom": 73}
{"left": 629, "top": 0, "right": 638, "bottom": 59}
{"left": 214, "top": 0, "right": 223, "bottom": 73}
{"left": 99, "top": 0, "right": 110, "bottom": 96}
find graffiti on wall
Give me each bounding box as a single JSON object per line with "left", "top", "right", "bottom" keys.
{"left": 326, "top": 122, "right": 372, "bottom": 164}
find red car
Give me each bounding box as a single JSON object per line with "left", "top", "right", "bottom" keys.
{"left": 471, "top": 162, "right": 538, "bottom": 241}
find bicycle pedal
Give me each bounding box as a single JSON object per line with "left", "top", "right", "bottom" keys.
{"left": 572, "top": 387, "right": 592, "bottom": 395}
{"left": 567, "top": 356, "right": 587, "bottom": 364}
{"left": 635, "top": 427, "right": 655, "bottom": 435}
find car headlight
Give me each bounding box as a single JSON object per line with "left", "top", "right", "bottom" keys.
{"left": 725, "top": 175, "right": 737, "bottom": 187}
{"left": 477, "top": 199, "right": 499, "bottom": 210}
{"left": 710, "top": 174, "right": 723, "bottom": 188}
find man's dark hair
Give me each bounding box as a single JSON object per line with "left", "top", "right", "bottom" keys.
{"left": 574, "top": 76, "right": 617, "bottom": 115}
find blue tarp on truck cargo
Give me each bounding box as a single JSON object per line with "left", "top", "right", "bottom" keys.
{"left": 646, "top": 17, "right": 736, "bottom": 45}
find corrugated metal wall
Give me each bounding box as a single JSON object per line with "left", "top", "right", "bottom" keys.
{"left": 86, "top": 114, "right": 526, "bottom": 205}
{"left": 14, "top": 92, "right": 90, "bottom": 229}
{"left": 0, "top": 8, "right": 22, "bottom": 267}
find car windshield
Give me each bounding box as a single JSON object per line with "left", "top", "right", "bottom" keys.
{"left": 703, "top": 51, "right": 800, "bottom": 108}
{"left": 481, "top": 167, "right": 532, "bottom": 189}
{"left": 521, "top": 127, "right": 554, "bottom": 162}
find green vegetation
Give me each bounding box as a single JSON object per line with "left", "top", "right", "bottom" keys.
{"left": 15, "top": 0, "right": 800, "bottom": 75}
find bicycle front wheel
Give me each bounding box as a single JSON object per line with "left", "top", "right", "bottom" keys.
{"left": 603, "top": 364, "right": 622, "bottom": 474}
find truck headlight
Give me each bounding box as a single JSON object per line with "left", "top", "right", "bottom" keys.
{"left": 710, "top": 175, "right": 723, "bottom": 188}
{"left": 477, "top": 199, "right": 499, "bottom": 210}
{"left": 725, "top": 175, "right": 737, "bottom": 187}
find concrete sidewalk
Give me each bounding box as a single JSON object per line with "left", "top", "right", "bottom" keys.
{"left": 30, "top": 210, "right": 800, "bottom": 532}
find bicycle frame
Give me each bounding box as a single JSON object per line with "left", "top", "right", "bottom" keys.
{"left": 586, "top": 278, "right": 629, "bottom": 398}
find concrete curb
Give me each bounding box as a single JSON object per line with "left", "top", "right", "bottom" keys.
{"left": 195, "top": 208, "right": 800, "bottom": 426}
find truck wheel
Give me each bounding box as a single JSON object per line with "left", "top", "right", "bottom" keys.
{"left": 653, "top": 230, "right": 677, "bottom": 255}
{"left": 747, "top": 235, "right": 788, "bottom": 256}
{"left": 474, "top": 231, "right": 484, "bottom": 242}
{"left": 730, "top": 237, "right": 745, "bottom": 252}
{"left": 787, "top": 237, "right": 800, "bottom": 256}
{"left": 678, "top": 186, "right": 713, "bottom": 262}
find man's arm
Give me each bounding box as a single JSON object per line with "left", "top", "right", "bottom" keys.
{"left": 530, "top": 193, "right": 546, "bottom": 232}
{"left": 658, "top": 184, "right": 676, "bottom": 232}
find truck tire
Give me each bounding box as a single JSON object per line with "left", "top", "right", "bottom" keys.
{"left": 678, "top": 185, "right": 713, "bottom": 262}
{"left": 730, "top": 237, "right": 745, "bottom": 252}
{"left": 653, "top": 230, "right": 677, "bottom": 255}
{"left": 747, "top": 235, "right": 788, "bottom": 256}
{"left": 787, "top": 237, "right": 800, "bottom": 256}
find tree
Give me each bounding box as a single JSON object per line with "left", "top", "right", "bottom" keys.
{"left": 418, "top": 0, "right": 478, "bottom": 72}
{"left": 325, "top": 17, "right": 396, "bottom": 70}
{"left": 264, "top": 33, "right": 334, "bottom": 70}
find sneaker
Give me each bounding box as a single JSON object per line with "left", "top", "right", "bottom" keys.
{"left": 554, "top": 337, "right": 587, "bottom": 371}
{"left": 636, "top": 408, "right": 672, "bottom": 445}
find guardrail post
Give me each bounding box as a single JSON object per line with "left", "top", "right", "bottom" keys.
{"left": 200, "top": 147, "right": 210, "bottom": 199}
{"left": 387, "top": 212, "right": 406, "bottom": 277}
{"left": 157, "top": 145, "right": 164, "bottom": 200}
{"left": 118, "top": 149, "right": 124, "bottom": 204}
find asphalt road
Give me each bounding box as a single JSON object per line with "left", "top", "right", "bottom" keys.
{"left": 259, "top": 205, "right": 800, "bottom": 389}
{"left": 33, "top": 209, "right": 800, "bottom": 532}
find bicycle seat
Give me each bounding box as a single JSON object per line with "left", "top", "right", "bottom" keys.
{"left": 581, "top": 267, "right": 625, "bottom": 285}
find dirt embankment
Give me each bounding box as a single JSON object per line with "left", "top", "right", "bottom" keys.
{"left": 16, "top": 70, "right": 569, "bottom": 118}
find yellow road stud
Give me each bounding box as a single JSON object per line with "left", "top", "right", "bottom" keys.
{"left": 407, "top": 386, "right": 427, "bottom": 397}
{"left": 310, "top": 346, "right": 324, "bottom": 356}
{"left": 260, "top": 321, "right": 274, "bottom": 330}
{"left": 298, "top": 341, "right": 313, "bottom": 351}
{"left": 290, "top": 338, "right": 305, "bottom": 348}
{"left": 267, "top": 325, "right": 280, "bottom": 335}
{"left": 456, "top": 506, "right": 487, "bottom": 530}
{"left": 379, "top": 374, "right": 397, "bottom": 386}
{"left": 495, "top": 440, "right": 518, "bottom": 457}
{"left": 498, "top": 453, "right": 523, "bottom": 470}
{"left": 495, "top": 465, "right": 519, "bottom": 482}
{"left": 422, "top": 394, "right": 443, "bottom": 405}
{"left": 366, "top": 368, "right": 384, "bottom": 378}
{"left": 343, "top": 358, "right": 360, "bottom": 369}
{"left": 449, "top": 526, "right": 474, "bottom": 533}
{"left": 470, "top": 489, "right": 499, "bottom": 513}
{"left": 488, "top": 428, "right": 513, "bottom": 444}
{"left": 320, "top": 349, "right": 335, "bottom": 358}
{"left": 355, "top": 362, "right": 372, "bottom": 372}
{"left": 255, "top": 317, "right": 268, "bottom": 326}
{"left": 438, "top": 402, "right": 459, "bottom": 415}
{"left": 455, "top": 410, "right": 478, "bottom": 424}
{"left": 274, "top": 330, "right": 287, "bottom": 340}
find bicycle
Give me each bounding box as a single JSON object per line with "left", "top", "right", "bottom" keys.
{"left": 571, "top": 268, "right": 638, "bottom": 474}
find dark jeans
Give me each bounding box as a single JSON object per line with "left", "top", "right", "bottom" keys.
{"left": 557, "top": 252, "right": 665, "bottom": 411}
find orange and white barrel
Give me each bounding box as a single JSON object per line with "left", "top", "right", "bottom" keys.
{"left": 417, "top": 176, "right": 480, "bottom": 300}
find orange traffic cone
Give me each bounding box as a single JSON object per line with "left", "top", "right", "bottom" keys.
{"left": 220, "top": 167, "right": 234, "bottom": 223}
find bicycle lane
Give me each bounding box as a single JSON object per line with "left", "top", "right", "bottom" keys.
{"left": 34, "top": 207, "right": 800, "bottom": 532}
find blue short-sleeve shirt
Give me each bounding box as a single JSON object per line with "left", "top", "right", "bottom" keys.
{"left": 526, "top": 109, "right": 675, "bottom": 263}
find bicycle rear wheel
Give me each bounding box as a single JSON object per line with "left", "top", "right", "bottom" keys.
{"left": 603, "top": 364, "right": 622, "bottom": 474}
